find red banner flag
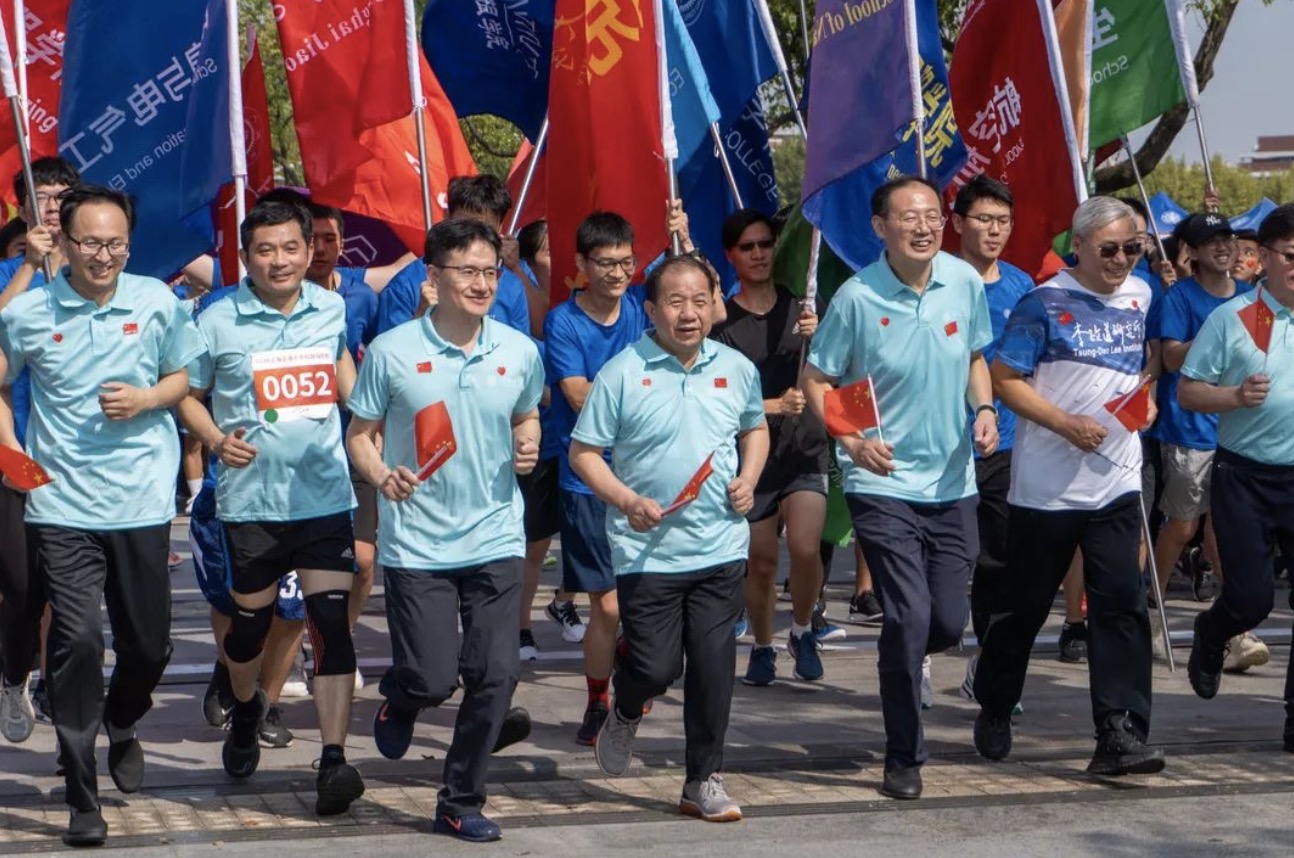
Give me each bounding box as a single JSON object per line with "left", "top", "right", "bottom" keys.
{"left": 546, "top": 0, "right": 669, "bottom": 305}
{"left": 1238, "top": 291, "right": 1275, "bottom": 354}
{"left": 276, "top": 1, "right": 476, "bottom": 255}
{"left": 507, "top": 137, "right": 548, "bottom": 230}
{"left": 1104, "top": 381, "right": 1152, "bottom": 432}
{"left": 661, "top": 452, "right": 714, "bottom": 517}
{"left": 415, "top": 401, "right": 457, "bottom": 480}
{"left": 946, "top": 0, "right": 1085, "bottom": 280}
{"left": 0, "top": 1, "right": 71, "bottom": 209}
{"left": 824, "top": 377, "right": 881, "bottom": 439}
{"left": 0, "top": 444, "right": 52, "bottom": 491}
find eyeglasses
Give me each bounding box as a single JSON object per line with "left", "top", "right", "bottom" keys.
{"left": 34, "top": 189, "right": 71, "bottom": 209}
{"left": 889, "top": 212, "right": 947, "bottom": 231}
{"left": 1095, "top": 240, "right": 1144, "bottom": 259}
{"left": 735, "top": 239, "right": 775, "bottom": 252}
{"left": 434, "top": 264, "right": 501, "bottom": 282}
{"left": 1264, "top": 245, "right": 1294, "bottom": 266}
{"left": 67, "top": 236, "right": 130, "bottom": 258}
{"left": 965, "top": 214, "right": 1013, "bottom": 228}
{"left": 587, "top": 256, "right": 637, "bottom": 273}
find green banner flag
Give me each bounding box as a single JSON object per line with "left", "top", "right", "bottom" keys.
{"left": 1088, "top": 0, "right": 1198, "bottom": 148}
{"left": 773, "top": 203, "right": 856, "bottom": 305}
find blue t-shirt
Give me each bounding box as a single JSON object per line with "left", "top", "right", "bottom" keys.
{"left": 376, "top": 258, "right": 532, "bottom": 337}
{"left": 544, "top": 288, "right": 649, "bottom": 493}
{"left": 0, "top": 256, "right": 47, "bottom": 448}
{"left": 1152, "top": 276, "right": 1252, "bottom": 450}
{"left": 978, "top": 261, "right": 1034, "bottom": 454}
{"left": 335, "top": 267, "right": 380, "bottom": 363}
{"left": 534, "top": 339, "right": 561, "bottom": 461}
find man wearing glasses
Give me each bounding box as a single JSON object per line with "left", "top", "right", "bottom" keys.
{"left": 802, "top": 176, "right": 997, "bottom": 800}
{"left": 1178, "top": 204, "right": 1294, "bottom": 754}
{"left": 0, "top": 186, "right": 204, "bottom": 846}
{"left": 972, "top": 196, "right": 1165, "bottom": 777}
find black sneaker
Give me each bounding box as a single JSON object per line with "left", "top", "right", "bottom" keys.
{"left": 1086, "top": 713, "right": 1166, "bottom": 776}
{"left": 202, "top": 665, "right": 236, "bottom": 729}
{"left": 1190, "top": 549, "right": 1220, "bottom": 602}
{"left": 973, "top": 709, "right": 1012, "bottom": 761}
{"left": 849, "top": 590, "right": 884, "bottom": 623}
{"left": 30, "top": 678, "right": 51, "bottom": 723}
{"left": 373, "top": 700, "right": 418, "bottom": 760}
{"left": 222, "top": 696, "right": 263, "bottom": 779}
{"left": 62, "top": 807, "right": 107, "bottom": 847}
{"left": 258, "top": 704, "right": 294, "bottom": 749}
{"left": 106, "top": 732, "right": 145, "bottom": 793}
{"left": 1187, "top": 613, "right": 1225, "bottom": 700}
{"left": 493, "top": 706, "right": 532, "bottom": 753}
{"left": 576, "top": 702, "right": 608, "bottom": 746}
{"left": 315, "top": 761, "right": 365, "bottom": 816}
{"left": 1058, "top": 621, "right": 1088, "bottom": 663}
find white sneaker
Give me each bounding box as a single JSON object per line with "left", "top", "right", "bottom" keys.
{"left": 280, "top": 651, "right": 309, "bottom": 699}
{"left": 920, "top": 655, "right": 934, "bottom": 710}
{"left": 353, "top": 669, "right": 365, "bottom": 693}
{"left": 679, "top": 774, "right": 742, "bottom": 822}
{"left": 1223, "top": 632, "right": 1270, "bottom": 673}
{"left": 1, "top": 674, "right": 35, "bottom": 743}
{"left": 1150, "top": 612, "right": 1168, "bottom": 662}
{"left": 546, "top": 599, "right": 586, "bottom": 644}
{"left": 519, "top": 629, "right": 539, "bottom": 662}
{"left": 594, "top": 703, "right": 640, "bottom": 776}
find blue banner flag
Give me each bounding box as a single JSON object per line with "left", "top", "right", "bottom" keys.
{"left": 180, "top": 0, "right": 233, "bottom": 220}
{"left": 803, "top": 0, "right": 965, "bottom": 271}
{"left": 1230, "top": 197, "right": 1277, "bottom": 233}
{"left": 663, "top": 0, "right": 721, "bottom": 169}
{"left": 1146, "top": 191, "right": 1188, "bottom": 239}
{"left": 59, "top": 1, "right": 219, "bottom": 279}
{"left": 422, "top": 0, "right": 552, "bottom": 141}
{"left": 678, "top": 0, "right": 777, "bottom": 120}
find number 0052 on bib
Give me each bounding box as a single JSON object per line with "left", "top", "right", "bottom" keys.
{"left": 251, "top": 347, "right": 338, "bottom": 424}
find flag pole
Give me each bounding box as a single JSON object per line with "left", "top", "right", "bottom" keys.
{"left": 754, "top": 0, "right": 808, "bottom": 139}
{"left": 13, "top": 0, "right": 26, "bottom": 139}
{"left": 795, "top": 0, "right": 811, "bottom": 69}
{"left": 1122, "top": 135, "right": 1168, "bottom": 262}
{"left": 506, "top": 116, "right": 549, "bottom": 235}
{"left": 903, "top": 0, "right": 926, "bottom": 178}
{"left": 1193, "top": 105, "right": 1216, "bottom": 196}
{"left": 403, "top": 0, "right": 434, "bottom": 234}
{"left": 708, "top": 122, "right": 745, "bottom": 209}
{"left": 654, "top": 0, "right": 681, "bottom": 254}
{"left": 1141, "top": 494, "right": 1177, "bottom": 672}
{"left": 0, "top": 13, "right": 50, "bottom": 282}
{"left": 224, "top": 0, "right": 247, "bottom": 277}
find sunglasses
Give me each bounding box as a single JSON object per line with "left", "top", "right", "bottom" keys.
{"left": 1095, "top": 240, "right": 1144, "bottom": 259}
{"left": 736, "top": 239, "right": 775, "bottom": 252}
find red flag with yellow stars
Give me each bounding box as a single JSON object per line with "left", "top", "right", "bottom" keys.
{"left": 661, "top": 452, "right": 714, "bottom": 517}
{"left": 1238, "top": 291, "right": 1275, "bottom": 354}
{"left": 0, "top": 446, "right": 53, "bottom": 491}
{"left": 824, "top": 377, "right": 880, "bottom": 438}
{"left": 415, "top": 402, "right": 458, "bottom": 480}
{"left": 1104, "top": 382, "right": 1152, "bottom": 433}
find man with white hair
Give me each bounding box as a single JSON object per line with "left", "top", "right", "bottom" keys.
{"left": 971, "top": 196, "right": 1166, "bottom": 776}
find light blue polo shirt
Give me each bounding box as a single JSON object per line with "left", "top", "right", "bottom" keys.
{"left": 572, "top": 333, "right": 765, "bottom": 575}
{"left": 1180, "top": 288, "right": 1294, "bottom": 466}
{"left": 806, "top": 251, "right": 992, "bottom": 504}
{"left": 348, "top": 313, "right": 543, "bottom": 571}
{"left": 190, "top": 280, "right": 355, "bottom": 523}
{"left": 0, "top": 271, "right": 204, "bottom": 530}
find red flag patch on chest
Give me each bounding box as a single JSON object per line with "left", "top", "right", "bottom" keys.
{"left": 714, "top": 377, "right": 728, "bottom": 389}
{"left": 944, "top": 321, "right": 958, "bottom": 337}
{"left": 416, "top": 361, "right": 432, "bottom": 374}
{"left": 122, "top": 323, "right": 139, "bottom": 335}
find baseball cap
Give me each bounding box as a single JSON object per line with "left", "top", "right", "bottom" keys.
{"left": 1175, "top": 212, "right": 1233, "bottom": 248}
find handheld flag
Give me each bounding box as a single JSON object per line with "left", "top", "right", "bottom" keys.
{"left": 0, "top": 1, "right": 70, "bottom": 207}
{"left": 1238, "top": 292, "right": 1275, "bottom": 355}
{"left": 1103, "top": 381, "right": 1152, "bottom": 432}
{"left": 824, "top": 377, "right": 881, "bottom": 438}
{"left": 0, "top": 445, "right": 52, "bottom": 491}
{"left": 661, "top": 452, "right": 715, "bottom": 517}
{"left": 415, "top": 401, "right": 458, "bottom": 480}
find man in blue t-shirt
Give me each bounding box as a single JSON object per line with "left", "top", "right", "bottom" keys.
{"left": 950, "top": 175, "right": 1034, "bottom": 705}
{"left": 1149, "top": 213, "right": 1266, "bottom": 671}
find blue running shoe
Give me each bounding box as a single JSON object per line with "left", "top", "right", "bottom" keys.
{"left": 742, "top": 646, "right": 777, "bottom": 686}
{"left": 814, "top": 621, "right": 847, "bottom": 644}
{"left": 434, "top": 811, "right": 502, "bottom": 842}
{"left": 734, "top": 611, "right": 750, "bottom": 639}
{"left": 788, "top": 631, "right": 824, "bottom": 681}
{"left": 373, "top": 700, "right": 417, "bottom": 760}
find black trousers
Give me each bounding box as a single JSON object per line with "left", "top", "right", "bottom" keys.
{"left": 379, "top": 559, "right": 521, "bottom": 818}
{"left": 32, "top": 523, "right": 172, "bottom": 812}
{"left": 846, "top": 494, "right": 977, "bottom": 769}
{"left": 975, "top": 492, "right": 1153, "bottom": 737}
{"left": 0, "top": 486, "right": 42, "bottom": 684}
{"left": 1200, "top": 449, "right": 1294, "bottom": 719}
{"left": 614, "top": 561, "right": 745, "bottom": 783}
{"left": 971, "top": 451, "right": 1011, "bottom": 644}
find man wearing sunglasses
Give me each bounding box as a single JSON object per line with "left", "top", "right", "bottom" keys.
{"left": 1178, "top": 204, "right": 1294, "bottom": 754}
{"left": 973, "top": 196, "right": 1165, "bottom": 777}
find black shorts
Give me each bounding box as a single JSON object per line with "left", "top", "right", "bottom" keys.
{"left": 351, "top": 468, "right": 378, "bottom": 545}
{"left": 223, "top": 512, "right": 355, "bottom": 595}
{"left": 558, "top": 490, "right": 615, "bottom": 594}
{"left": 748, "top": 472, "right": 828, "bottom": 523}
{"left": 519, "top": 457, "right": 560, "bottom": 542}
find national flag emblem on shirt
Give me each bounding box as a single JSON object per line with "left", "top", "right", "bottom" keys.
{"left": 1059, "top": 311, "right": 1074, "bottom": 325}
{"left": 415, "top": 401, "right": 458, "bottom": 480}
{"left": 824, "top": 377, "right": 881, "bottom": 438}
{"left": 1103, "top": 382, "right": 1152, "bottom": 432}
{"left": 1238, "top": 293, "right": 1275, "bottom": 353}
{"left": 0, "top": 446, "right": 53, "bottom": 491}
{"left": 641, "top": 378, "right": 652, "bottom": 387}
{"left": 662, "top": 452, "right": 716, "bottom": 517}
{"left": 122, "top": 323, "right": 139, "bottom": 335}
{"left": 416, "top": 361, "right": 432, "bottom": 374}
{"left": 52, "top": 333, "right": 62, "bottom": 343}
{"left": 945, "top": 321, "right": 958, "bottom": 337}
{"left": 714, "top": 377, "right": 728, "bottom": 389}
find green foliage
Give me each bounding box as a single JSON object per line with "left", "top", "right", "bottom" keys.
{"left": 1143, "top": 156, "right": 1294, "bottom": 214}
{"left": 771, "top": 137, "right": 806, "bottom": 209}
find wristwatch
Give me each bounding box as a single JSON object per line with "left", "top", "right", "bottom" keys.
{"left": 975, "top": 404, "right": 998, "bottom": 418}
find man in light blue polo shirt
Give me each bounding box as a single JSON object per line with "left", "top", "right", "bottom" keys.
{"left": 1179, "top": 204, "right": 1294, "bottom": 752}
{"left": 802, "top": 176, "right": 997, "bottom": 802}
{"left": 347, "top": 219, "right": 543, "bottom": 845}
{"left": 0, "top": 185, "right": 203, "bottom": 848}
{"left": 178, "top": 199, "right": 364, "bottom": 818}
{"left": 572, "top": 256, "right": 768, "bottom": 824}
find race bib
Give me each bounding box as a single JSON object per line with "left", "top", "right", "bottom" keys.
{"left": 250, "top": 347, "right": 337, "bottom": 424}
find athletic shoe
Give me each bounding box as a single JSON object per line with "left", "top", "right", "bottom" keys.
{"left": 315, "top": 761, "right": 365, "bottom": 816}
{"left": 258, "top": 704, "right": 294, "bottom": 749}
{"left": 543, "top": 552, "right": 558, "bottom": 568}
{"left": 1190, "top": 548, "right": 1220, "bottom": 602}
{"left": 546, "top": 599, "right": 586, "bottom": 644}
{"left": 30, "top": 678, "right": 50, "bottom": 722}
{"left": 576, "top": 702, "right": 609, "bottom": 746}
{"left": 813, "top": 609, "right": 847, "bottom": 643}
{"left": 519, "top": 629, "right": 539, "bottom": 662}
{"left": 0, "top": 674, "right": 35, "bottom": 743}
{"left": 280, "top": 651, "right": 309, "bottom": 699}
{"left": 373, "top": 700, "right": 418, "bottom": 760}
{"left": 353, "top": 670, "right": 364, "bottom": 693}
{"left": 106, "top": 730, "right": 145, "bottom": 793}
{"left": 1223, "top": 632, "right": 1269, "bottom": 673}
{"left": 920, "top": 655, "right": 934, "bottom": 710}
{"left": 787, "top": 630, "right": 824, "bottom": 681}
{"left": 733, "top": 611, "right": 750, "bottom": 639}
{"left": 62, "top": 807, "right": 107, "bottom": 848}
{"left": 742, "top": 645, "right": 777, "bottom": 687}
{"left": 1149, "top": 612, "right": 1169, "bottom": 662}
{"left": 594, "top": 704, "right": 640, "bottom": 776}
{"left": 777, "top": 578, "right": 792, "bottom": 602}
{"left": 202, "top": 664, "right": 235, "bottom": 728}
{"left": 493, "top": 706, "right": 532, "bottom": 753}
{"left": 1086, "top": 713, "right": 1166, "bottom": 776}
{"left": 434, "top": 811, "right": 501, "bottom": 842}
{"left": 973, "top": 709, "right": 1012, "bottom": 761}
{"left": 1058, "top": 621, "right": 1088, "bottom": 663}
{"left": 1187, "top": 612, "right": 1224, "bottom": 700}
{"left": 167, "top": 550, "right": 184, "bottom": 570}
{"left": 679, "top": 774, "right": 742, "bottom": 822}
{"left": 849, "top": 590, "right": 883, "bottom": 623}
{"left": 222, "top": 696, "right": 263, "bottom": 779}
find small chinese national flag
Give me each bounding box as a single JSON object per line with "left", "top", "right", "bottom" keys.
{"left": 415, "top": 401, "right": 458, "bottom": 480}
{"left": 1104, "top": 382, "right": 1152, "bottom": 432}
{"left": 824, "top": 377, "right": 881, "bottom": 438}
{"left": 1238, "top": 293, "right": 1275, "bottom": 354}
{"left": 0, "top": 446, "right": 53, "bottom": 491}
{"left": 661, "top": 452, "right": 715, "bottom": 517}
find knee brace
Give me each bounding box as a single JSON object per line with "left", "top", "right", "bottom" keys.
{"left": 304, "top": 590, "right": 356, "bottom": 676}
{"left": 224, "top": 603, "right": 274, "bottom": 664}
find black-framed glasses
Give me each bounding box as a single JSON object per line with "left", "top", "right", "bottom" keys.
{"left": 735, "top": 239, "right": 775, "bottom": 252}
{"left": 1096, "top": 240, "right": 1144, "bottom": 259}
{"left": 34, "top": 189, "right": 72, "bottom": 209}
{"left": 588, "top": 256, "right": 636, "bottom": 273}
{"left": 67, "top": 236, "right": 130, "bottom": 258}
{"left": 433, "top": 263, "right": 501, "bottom": 282}
{"left": 965, "top": 214, "right": 1013, "bottom": 228}
{"left": 1264, "top": 245, "right": 1294, "bottom": 266}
